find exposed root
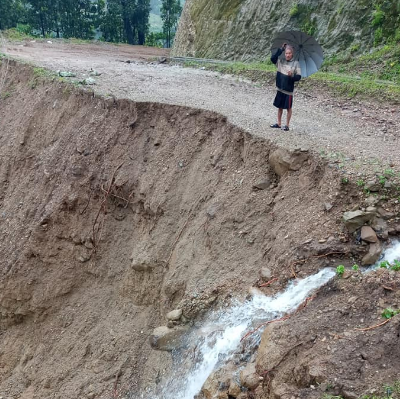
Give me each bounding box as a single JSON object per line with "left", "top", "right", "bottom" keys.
{"left": 92, "top": 162, "right": 124, "bottom": 251}
{"left": 241, "top": 294, "right": 318, "bottom": 342}
{"left": 354, "top": 318, "right": 392, "bottom": 332}
{"left": 258, "top": 278, "right": 278, "bottom": 288}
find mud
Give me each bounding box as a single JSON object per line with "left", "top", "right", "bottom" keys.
{"left": 0, "top": 61, "right": 400, "bottom": 399}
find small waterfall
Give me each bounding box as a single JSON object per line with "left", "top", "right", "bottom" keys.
{"left": 144, "top": 243, "right": 400, "bottom": 399}
{"left": 148, "top": 268, "right": 335, "bottom": 399}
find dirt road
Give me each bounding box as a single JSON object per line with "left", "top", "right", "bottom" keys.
{"left": 3, "top": 40, "right": 400, "bottom": 173}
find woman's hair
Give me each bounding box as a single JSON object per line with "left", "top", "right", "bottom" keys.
{"left": 285, "top": 45, "right": 294, "bottom": 53}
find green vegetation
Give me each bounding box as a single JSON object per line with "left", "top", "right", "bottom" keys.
{"left": 379, "top": 260, "right": 400, "bottom": 271}
{"left": 289, "top": 4, "right": 317, "bottom": 35}
{"left": 352, "top": 264, "right": 359, "bottom": 271}
{"left": 161, "top": 0, "right": 182, "bottom": 48}
{"left": 181, "top": 42, "right": 400, "bottom": 104}
{"left": 370, "top": 0, "right": 400, "bottom": 45}
{"left": 0, "top": 0, "right": 153, "bottom": 45}
{"left": 336, "top": 265, "right": 345, "bottom": 277}
{"left": 382, "top": 308, "right": 400, "bottom": 319}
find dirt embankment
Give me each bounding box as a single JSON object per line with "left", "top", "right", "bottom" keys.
{"left": 0, "top": 61, "right": 399, "bottom": 399}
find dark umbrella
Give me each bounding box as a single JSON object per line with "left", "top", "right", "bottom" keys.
{"left": 271, "top": 30, "right": 324, "bottom": 78}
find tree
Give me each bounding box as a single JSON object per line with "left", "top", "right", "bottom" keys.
{"left": 161, "top": 0, "right": 181, "bottom": 48}
{"left": 0, "top": 0, "right": 27, "bottom": 31}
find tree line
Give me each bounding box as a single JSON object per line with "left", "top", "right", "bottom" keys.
{"left": 0, "top": 0, "right": 182, "bottom": 47}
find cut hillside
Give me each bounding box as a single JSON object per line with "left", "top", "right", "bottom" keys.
{"left": 1, "top": 61, "right": 400, "bottom": 399}
{"left": 173, "top": 0, "right": 380, "bottom": 60}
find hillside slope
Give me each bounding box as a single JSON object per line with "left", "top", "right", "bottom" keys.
{"left": 172, "top": 0, "right": 375, "bottom": 60}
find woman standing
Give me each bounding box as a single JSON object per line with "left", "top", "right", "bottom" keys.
{"left": 270, "top": 43, "right": 302, "bottom": 131}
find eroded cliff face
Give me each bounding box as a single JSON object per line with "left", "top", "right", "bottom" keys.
{"left": 172, "top": 0, "right": 373, "bottom": 60}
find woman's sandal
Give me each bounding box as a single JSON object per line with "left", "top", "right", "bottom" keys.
{"left": 282, "top": 125, "right": 289, "bottom": 131}
{"left": 270, "top": 123, "right": 281, "bottom": 128}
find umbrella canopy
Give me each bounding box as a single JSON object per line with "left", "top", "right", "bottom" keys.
{"left": 271, "top": 31, "right": 323, "bottom": 78}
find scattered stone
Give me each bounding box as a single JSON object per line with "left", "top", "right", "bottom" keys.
{"left": 80, "top": 77, "right": 96, "bottom": 85}
{"left": 343, "top": 210, "right": 376, "bottom": 233}
{"left": 158, "top": 57, "right": 167, "bottom": 64}
{"left": 149, "top": 325, "right": 189, "bottom": 351}
{"left": 260, "top": 267, "right": 272, "bottom": 279}
{"left": 59, "top": 71, "right": 77, "bottom": 77}
{"left": 371, "top": 217, "right": 387, "bottom": 233}
{"left": 384, "top": 181, "right": 392, "bottom": 189}
{"left": 360, "top": 226, "right": 378, "bottom": 243}
{"left": 253, "top": 178, "right": 271, "bottom": 190}
{"left": 206, "top": 203, "right": 220, "bottom": 219}
{"left": 239, "top": 363, "right": 260, "bottom": 390}
{"left": 341, "top": 390, "right": 358, "bottom": 399}
{"left": 361, "top": 241, "right": 382, "bottom": 266}
{"left": 89, "top": 69, "right": 101, "bottom": 76}
{"left": 364, "top": 180, "right": 381, "bottom": 192}
{"left": 324, "top": 202, "right": 333, "bottom": 212}
{"left": 377, "top": 207, "right": 394, "bottom": 220}
{"left": 166, "top": 309, "right": 182, "bottom": 321}
{"left": 380, "top": 230, "right": 389, "bottom": 240}
{"left": 269, "top": 148, "right": 309, "bottom": 177}
{"left": 364, "top": 196, "right": 379, "bottom": 207}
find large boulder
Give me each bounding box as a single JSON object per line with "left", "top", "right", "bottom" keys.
{"left": 343, "top": 209, "right": 376, "bottom": 233}
{"left": 360, "top": 226, "right": 378, "bottom": 243}
{"left": 269, "top": 148, "right": 309, "bottom": 177}
{"left": 361, "top": 241, "right": 382, "bottom": 266}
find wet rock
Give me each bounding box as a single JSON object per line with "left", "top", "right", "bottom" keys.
{"left": 361, "top": 241, "right": 382, "bottom": 266}
{"left": 343, "top": 210, "right": 376, "bottom": 233}
{"left": 239, "top": 363, "right": 260, "bottom": 390}
{"left": 261, "top": 267, "right": 272, "bottom": 279}
{"left": 228, "top": 381, "right": 241, "bottom": 397}
{"left": 269, "top": 148, "right": 309, "bottom": 177}
{"left": 149, "top": 325, "right": 189, "bottom": 351}
{"left": 166, "top": 309, "right": 182, "bottom": 321}
{"left": 360, "top": 226, "right": 378, "bottom": 243}
{"left": 253, "top": 178, "right": 271, "bottom": 190}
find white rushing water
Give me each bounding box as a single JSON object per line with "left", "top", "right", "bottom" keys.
{"left": 144, "top": 243, "right": 400, "bottom": 399}
{"left": 378, "top": 240, "right": 400, "bottom": 264}
{"left": 150, "top": 268, "right": 335, "bottom": 399}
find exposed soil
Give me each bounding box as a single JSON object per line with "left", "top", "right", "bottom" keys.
{"left": 0, "top": 43, "right": 400, "bottom": 399}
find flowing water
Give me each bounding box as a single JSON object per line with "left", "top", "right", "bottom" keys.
{"left": 143, "top": 242, "right": 400, "bottom": 399}
{"left": 147, "top": 268, "right": 335, "bottom": 399}
{"left": 378, "top": 240, "right": 400, "bottom": 265}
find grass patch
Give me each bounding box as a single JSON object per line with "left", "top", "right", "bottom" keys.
{"left": 2, "top": 28, "right": 35, "bottom": 41}
{"left": 181, "top": 45, "right": 400, "bottom": 104}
